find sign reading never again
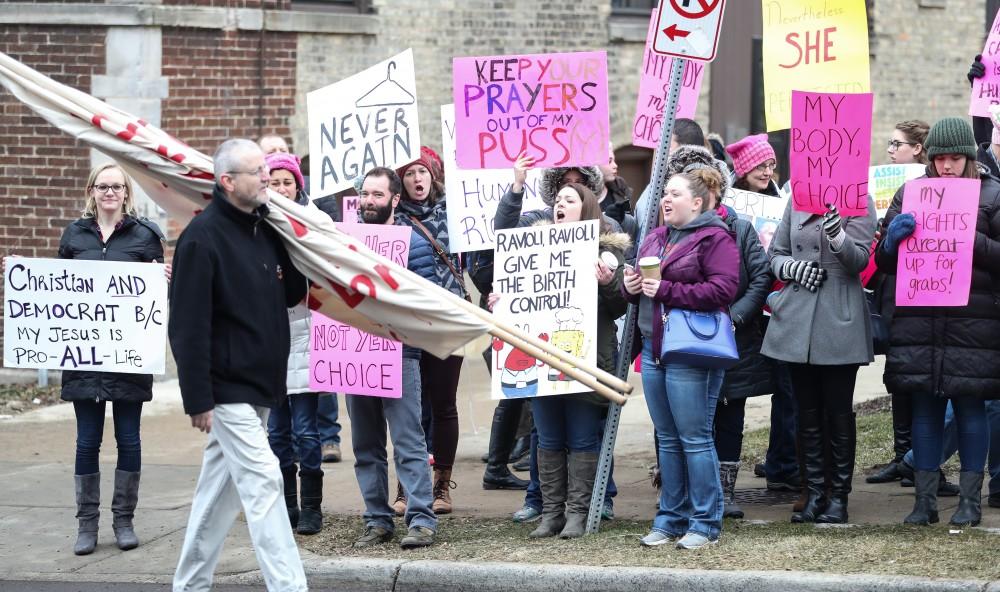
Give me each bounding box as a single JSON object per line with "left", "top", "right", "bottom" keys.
{"left": 308, "top": 49, "right": 421, "bottom": 198}
{"left": 4, "top": 258, "right": 167, "bottom": 374}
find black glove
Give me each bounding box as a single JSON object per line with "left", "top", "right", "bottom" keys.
{"left": 780, "top": 259, "right": 826, "bottom": 292}
{"left": 822, "top": 204, "right": 845, "bottom": 244}
{"left": 604, "top": 200, "right": 628, "bottom": 224}
{"left": 969, "top": 54, "right": 986, "bottom": 86}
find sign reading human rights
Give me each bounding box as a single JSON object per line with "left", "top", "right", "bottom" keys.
{"left": 4, "top": 258, "right": 167, "bottom": 374}
{"left": 309, "top": 223, "right": 410, "bottom": 398}
{"left": 896, "top": 179, "right": 978, "bottom": 307}
{"left": 491, "top": 220, "right": 598, "bottom": 400}
{"left": 441, "top": 104, "right": 544, "bottom": 252}
{"left": 790, "top": 91, "right": 873, "bottom": 216}
{"left": 307, "top": 49, "right": 421, "bottom": 198}
{"left": 453, "top": 51, "right": 610, "bottom": 170}
{"left": 761, "top": 0, "right": 871, "bottom": 131}
{"left": 970, "top": 11, "right": 1000, "bottom": 117}
{"left": 633, "top": 11, "right": 705, "bottom": 149}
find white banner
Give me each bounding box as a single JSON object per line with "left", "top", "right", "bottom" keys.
{"left": 4, "top": 257, "right": 167, "bottom": 374}
{"left": 491, "top": 220, "right": 598, "bottom": 400}
{"left": 441, "top": 104, "right": 544, "bottom": 253}
{"left": 308, "top": 49, "right": 421, "bottom": 198}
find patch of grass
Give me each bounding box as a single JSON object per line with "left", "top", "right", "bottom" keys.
{"left": 301, "top": 514, "right": 1000, "bottom": 580}
{"left": 0, "top": 383, "right": 61, "bottom": 415}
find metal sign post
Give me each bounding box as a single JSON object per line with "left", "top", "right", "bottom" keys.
{"left": 585, "top": 57, "right": 687, "bottom": 534}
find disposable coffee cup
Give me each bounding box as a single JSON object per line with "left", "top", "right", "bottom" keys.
{"left": 638, "top": 256, "right": 660, "bottom": 280}
{"left": 599, "top": 250, "right": 619, "bottom": 270}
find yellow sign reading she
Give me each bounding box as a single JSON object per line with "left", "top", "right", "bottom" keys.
{"left": 762, "top": 0, "right": 871, "bottom": 131}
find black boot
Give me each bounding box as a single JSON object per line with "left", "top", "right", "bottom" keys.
{"left": 903, "top": 470, "right": 939, "bottom": 525}
{"left": 938, "top": 470, "right": 960, "bottom": 497}
{"left": 483, "top": 400, "right": 529, "bottom": 490}
{"left": 297, "top": 469, "right": 324, "bottom": 535}
{"left": 816, "top": 412, "right": 855, "bottom": 524}
{"left": 949, "top": 471, "right": 984, "bottom": 527}
{"left": 867, "top": 394, "right": 912, "bottom": 484}
{"left": 281, "top": 464, "right": 299, "bottom": 529}
{"left": 74, "top": 473, "right": 100, "bottom": 555}
{"left": 111, "top": 469, "right": 141, "bottom": 550}
{"left": 791, "top": 409, "right": 828, "bottom": 523}
{"left": 510, "top": 435, "right": 531, "bottom": 465}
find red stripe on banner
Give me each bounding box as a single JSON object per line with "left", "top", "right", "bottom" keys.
{"left": 307, "top": 294, "right": 323, "bottom": 310}
{"left": 285, "top": 214, "right": 308, "bottom": 237}
{"left": 374, "top": 264, "right": 399, "bottom": 290}
{"left": 331, "top": 282, "right": 365, "bottom": 308}
{"left": 91, "top": 114, "right": 106, "bottom": 128}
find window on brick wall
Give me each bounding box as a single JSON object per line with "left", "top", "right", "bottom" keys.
{"left": 611, "top": 0, "right": 657, "bottom": 17}
{"left": 291, "top": 0, "right": 373, "bottom": 13}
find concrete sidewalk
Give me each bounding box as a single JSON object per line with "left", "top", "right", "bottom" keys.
{"left": 0, "top": 355, "right": 997, "bottom": 590}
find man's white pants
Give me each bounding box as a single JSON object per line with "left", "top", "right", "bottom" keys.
{"left": 173, "top": 404, "right": 307, "bottom": 592}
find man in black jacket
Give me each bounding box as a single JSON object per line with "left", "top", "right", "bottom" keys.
{"left": 170, "top": 138, "right": 308, "bottom": 592}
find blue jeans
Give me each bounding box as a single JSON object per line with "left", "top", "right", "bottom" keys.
{"left": 911, "top": 395, "right": 988, "bottom": 472}
{"left": 641, "top": 341, "right": 724, "bottom": 539}
{"left": 317, "top": 393, "right": 341, "bottom": 446}
{"left": 345, "top": 358, "right": 436, "bottom": 532}
{"left": 267, "top": 393, "right": 321, "bottom": 472}
{"left": 73, "top": 400, "right": 143, "bottom": 475}
{"left": 530, "top": 395, "right": 603, "bottom": 453}
{"left": 764, "top": 362, "right": 799, "bottom": 480}
{"left": 904, "top": 401, "right": 956, "bottom": 468}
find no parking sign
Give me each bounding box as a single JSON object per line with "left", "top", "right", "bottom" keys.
{"left": 652, "top": 0, "right": 726, "bottom": 62}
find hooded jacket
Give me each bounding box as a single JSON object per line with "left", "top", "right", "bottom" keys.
{"left": 396, "top": 195, "right": 466, "bottom": 299}
{"left": 875, "top": 168, "right": 1000, "bottom": 399}
{"left": 623, "top": 214, "right": 740, "bottom": 363}
{"left": 168, "top": 186, "right": 307, "bottom": 416}
{"left": 57, "top": 215, "right": 165, "bottom": 403}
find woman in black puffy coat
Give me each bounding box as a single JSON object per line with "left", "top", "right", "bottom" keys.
{"left": 58, "top": 163, "right": 166, "bottom": 555}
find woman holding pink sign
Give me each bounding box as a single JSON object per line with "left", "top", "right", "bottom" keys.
{"left": 875, "top": 117, "right": 1000, "bottom": 528}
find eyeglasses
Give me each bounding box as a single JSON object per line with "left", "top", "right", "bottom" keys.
{"left": 228, "top": 165, "right": 269, "bottom": 178}
{"left": 753, "top": 161, "right": 777, "bottom": 173}
{"left": 92, "top": 184, "right": 126, "bottom": 194}
{"left": 887, "top": 140, "right": 917, "bottom": 152}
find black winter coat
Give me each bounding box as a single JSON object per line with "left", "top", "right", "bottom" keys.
{"left": 719, "top": 207, "right": 774, "bottom": 400}
{"left": 875, "top": 171, "right": 1000, "bottom": 399}
{"left": 168, "top": 187, "right": 307, "bottom": 416}
{"left": 57, "top": 216, "right": 165, "bottom": 403}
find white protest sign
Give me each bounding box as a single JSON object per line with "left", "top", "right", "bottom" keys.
{"left": 308, "top": 49, "right": 420, "bottom": 198}
{"left": 441, "top": 104, "right": 545, "bottom": 253}
{"left": 4, "top": 258, "right": 167, "bottom": 374}
{"left": 722, "top": 188, "right": 788, "bottom": 220}
{"left": 491, "top": 220, "right": 598, "bottom": 400}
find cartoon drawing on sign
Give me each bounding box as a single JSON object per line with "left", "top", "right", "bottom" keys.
{"left": 355, "top": 62, "right": 416, "bottom": 108}
{"left": 548, "top": 307, "right": 586, "bottom": 383}
{"left": 492, "top": 329, "right": 548, "bottom": 398}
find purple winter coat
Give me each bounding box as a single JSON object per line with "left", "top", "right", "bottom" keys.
{"left": 623, "top": 224, "right": 740, "bottom": 362}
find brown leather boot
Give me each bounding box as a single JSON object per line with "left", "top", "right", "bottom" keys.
{"left": 392, "top": 481, "right": 406, "bottom": 517}
{"left": 432, "top": 467, "right": 455, "bottom": 514}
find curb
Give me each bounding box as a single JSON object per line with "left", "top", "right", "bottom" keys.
{"left": 295, "top": 556, "right": 998, "bottom": 592}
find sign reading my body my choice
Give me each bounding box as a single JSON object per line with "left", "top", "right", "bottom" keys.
{"left": 790, "top": 91, "right": 873, "bottom": 216}
{"left": 453, "top": 51, "right": 610, "bottom": 170}
{"left": 4, "top": 258, "right": 167, "bottom": 374}
{"left": 309, "top": 223, "right": 410, "bottom": 398}
{"left": 896, "top": 179, "right": 978, "bottom": 307}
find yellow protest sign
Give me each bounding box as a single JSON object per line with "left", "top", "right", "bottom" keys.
{"left": 762, "top": 0, "right": 871, "bottom": 131}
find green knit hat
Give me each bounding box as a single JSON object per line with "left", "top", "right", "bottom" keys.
{"left": 925, "top": 117, "right": 977, "bottom": 160}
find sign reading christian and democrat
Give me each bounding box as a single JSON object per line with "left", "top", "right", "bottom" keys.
{"left": 4, "top": 258, "right": 167, "bottom": 374}
{"left": 452, "top": 51, "right": 610, "bottom": 170}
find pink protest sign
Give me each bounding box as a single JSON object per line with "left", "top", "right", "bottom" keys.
{"left": 309, "top": 223, "right": 411, "bottom": 397}
{"left": 453, "top": 51, "right": 610, "bottom": 170}
{"left": 970, "top": 12, "right": 1000, "bottom": 117}
{"left": 896, "top": 178, "right": 978, "bottom": 307}
{"left": 633, "top": 14, "right": 704, "bottom": 149}
{"left": 342, "top": 194, "right": 359, "bottom": 224}
{"left": 789, "top": 91, "right": 872, "bottom": 217}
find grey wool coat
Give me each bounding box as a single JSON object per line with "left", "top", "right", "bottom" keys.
{"left": 761, "top": 197, "right": 877, "bottom": 365}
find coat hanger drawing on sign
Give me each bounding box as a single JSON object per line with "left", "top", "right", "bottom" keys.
{"left": 355, "top": 61, "right": 416, "bottom": 108}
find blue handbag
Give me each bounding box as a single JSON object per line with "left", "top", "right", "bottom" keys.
{"left": 660, "top": 307, "right": 739, "bottom": 369}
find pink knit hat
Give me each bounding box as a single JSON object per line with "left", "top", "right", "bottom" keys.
{"left": 265, "top": 152, "right": 305, "bottom": 191}
{"left": 725, "top": 134, "right": 776, "bottom": 178}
